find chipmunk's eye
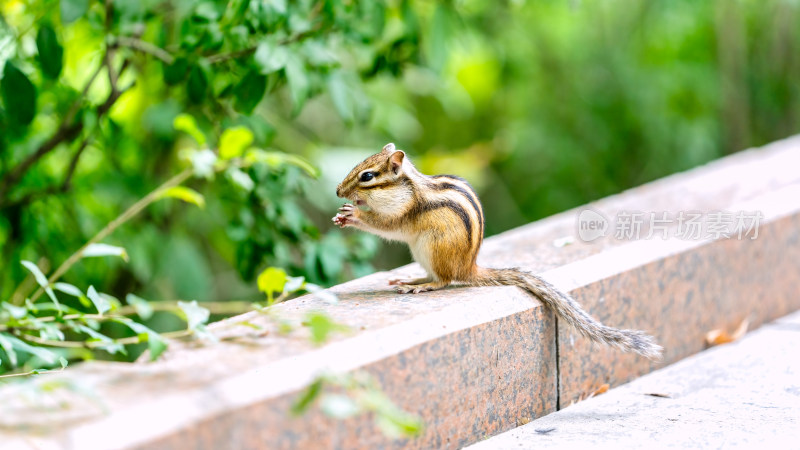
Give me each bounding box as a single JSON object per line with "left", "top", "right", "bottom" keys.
{"left": 359, "top": 172, "right": 375, "bottom": 182}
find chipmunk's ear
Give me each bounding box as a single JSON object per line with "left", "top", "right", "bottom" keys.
{"left": 389, "top": 150, "right": 405, "bottom": 174}
{"left": 382, "top": 143, "right": 396, "bottom": 153}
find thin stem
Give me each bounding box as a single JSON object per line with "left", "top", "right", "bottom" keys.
{"left": 18, "top": 329, "right": 194, "bottom": 349}
{"left": 0, "top": 314, "right": 127, "bottom": 332}
{"left": 29, "top": 169, "right": 193, "bottom": 302}
{"left": 114, "top": 300, "right": 258, "bottom": 316}
{"left": 0, "top": 301, "right": 261, "bottom": 333}
{"left": 0, "top": 366, "right": 65, "bottom": 380}
{"left": 115, "top": 36, "right": 175, "bottom": 65}
{"left": 206, "top": 46, "right": 256, "bottom": 64}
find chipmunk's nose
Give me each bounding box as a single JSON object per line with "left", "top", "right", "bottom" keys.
{"left": 336, "top": 184, "right": 344, "bottom": 198}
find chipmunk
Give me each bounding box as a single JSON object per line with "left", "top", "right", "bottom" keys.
{"left": 333, "top": 143, "right": 662, "bottom": 359}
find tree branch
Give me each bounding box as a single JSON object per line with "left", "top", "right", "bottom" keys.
{"left": 0, "top": 79, "right": 131, "bottom": 211}
{"left": 17, "top": 329, "right": 193, "bottom": 348}
{"left": 206, "top": 25, "right": 325, "bottom": 64}
{"left": 115, "top": 36, "right": 175, "bottom": 65}
{"left": 0, "top": 58, "right": 105, "bottom": 202}
{"left": 206, "top": 46, "right": 257, "bottom": 64}
{"left": 61, "top": 133, "right": 93, "bottom": 191}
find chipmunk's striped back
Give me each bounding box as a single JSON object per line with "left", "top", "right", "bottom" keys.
{"left": 425, "top": 174, "right": 484, "bottom": 264}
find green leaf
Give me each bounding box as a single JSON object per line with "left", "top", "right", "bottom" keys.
{"left": 145, "top": 334, "right": 167, "bottom": 360}
{"left": 163, "top": 57, "right": 188, "bottom": 85}
{"left": 125, "top": 294, "right": 153, "bottom": 320}
{"left": 40, "top": 322, "right": 65, "bottom": 341}
{"left": 173, "top": 114, "right": 206, "bottom": 146}
{"left": 3, "top": 334, "right": 58, "bottom": 365}
{"left": 83, "top": 243, "right": 129, "bottom": 262}
{"left": 60, "top": 0, "right": 89, "bottom": 24}
{"left": 243, "top": 149, "right": 319, "bottom": 178}
{"left": 284, "top": 275, "right": 305, "bottom": 292}
{"left": 114, "top": 318, "right": 168, "bottom": 361}
{"left": 20, "top": 260, "right": 60, "bottom": 309}
{"left": 86, "top": 286, "right": 111, "bottom": 315}
{"left": 254, "top": 40, "right": 289, "bottom": 74}
{"left": 285, "top": 54, "right": 309, "bottom": 114}
{"left": 227, "top": 167, "right": 254, "bottom": 191}
{"left": 291, "top": 378, "right": 323, "bottom": 415}
{"left": 2, "top": 302, "right": 28, "bottom": 320}
{"left": 269, "top": 0, "right": 287, "bottom": 14}
{"left": 187, "top": 65, "right": 208, "bottom": 103}
{"left": 1, "top": 62, "right": 37, "bottom": 126}
{"left": 376, "top": 411, "right": 424, "bottom": 438}
{"left": 0, "top": 333, "right": 18, "bottom": 366}
{"left": 361, "top": 390, "right": 424, "bottom": 438}
{"left": 304, "top": 311, "right": 347, "bottom": 345}
{"left": 77, "top": 326, "right": 125, "bottom": 355}
{"left": 158, "top": 186, "right": 206, "bottom": 208}
{"left": 20, "top": 260, "right": 49, "bottom": 287}
{"left": 194, "top": 2, "right": 220, "bottom": 21}
{"left": 233, "top": 70, "right": 266, "bottom": 114}
{"left": 177, "top": 300, "right": 210, "bottom": 330}
{"left": 101, "top": 292, "right": 121, "bottom": 311}
{"left": 219, "top": 126, "right": 254, "bottom": 159}
{"left": 257, "top": 267, "right": 287, "bottom": 295}
{"left": 53, "top": 282, "right": 83, "bottom": 298}
{"left": 24, "top": 298, "right": 37, "bottom": 313}
{"left": 36, "top": 24, "right": 63, "bottom": 79}
{"left": 321, "top": 394, "right": 360, "bottom": 419}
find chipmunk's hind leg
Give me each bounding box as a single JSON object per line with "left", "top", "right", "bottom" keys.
{"left": 388, "top": 276, "right": 432, "bottom": 286}
{"left": 395, "top": 280, "right": 450, "bottom": 294}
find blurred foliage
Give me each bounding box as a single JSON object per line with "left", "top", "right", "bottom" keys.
{"left": 0, "top": 0, "right": 427, "bottom": 378}
{"left": 2, "top": 0, "right": 800, "bottom": 366}
{"left": 326, "top": 0, "right": 800, "bottom": 239}
{"left": 0, "top": 0, "right": 415, "bottom": 308}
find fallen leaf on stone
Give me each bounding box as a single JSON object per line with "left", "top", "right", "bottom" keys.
{"left": 705, "top": 318, "right": 750, "bottom": 346}
{"left": 535, "top": 427, "right": 556, "bottom": 434}
{"left": 589, "top": 383, "right": 609, "bottom": 398}
{"left": 644, "top": 392, "right": 671, "bottom": 398}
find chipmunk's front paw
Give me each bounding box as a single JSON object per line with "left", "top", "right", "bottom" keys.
{"left": 332, "top": 203, "right": 360, "bottom": 228}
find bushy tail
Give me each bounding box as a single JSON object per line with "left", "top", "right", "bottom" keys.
{"left": 472, "top": 267, "right": 662, "bottom": 359}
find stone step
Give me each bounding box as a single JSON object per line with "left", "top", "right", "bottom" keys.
{"left": 466, "top": 310, "right": 800, "bottom": 449}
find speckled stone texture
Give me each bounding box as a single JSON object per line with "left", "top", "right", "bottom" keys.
{"left": 559, "top": 212, "right": 800, "bottom": 405}
{"left": 144, "top": 308, "right": 556, "bottom": 450}
{"left": 466, "top": 310, "right": 800, "bottom": 449}
{"left": 2, "top": 136, "right": 800, "bottom": 450}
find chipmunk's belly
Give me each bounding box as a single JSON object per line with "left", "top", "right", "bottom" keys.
{"left": 409, "top": 236, "right": 435, "bottom": 278}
